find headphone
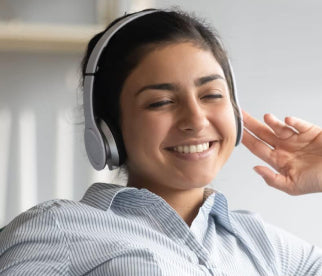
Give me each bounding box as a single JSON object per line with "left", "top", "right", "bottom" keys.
{"left": 83, "top": 9, "right": 243, "bottom": 171}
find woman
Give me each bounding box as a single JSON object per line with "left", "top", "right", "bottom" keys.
{"left": 0, "top": 8, "right": 321, "bottom": 275}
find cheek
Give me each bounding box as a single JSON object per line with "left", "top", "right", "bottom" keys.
{"left": 211, "top": 104, "right": 237, "bottom": 139}
{"left": 122, "top": 112, "right": 172, "bottom": 159}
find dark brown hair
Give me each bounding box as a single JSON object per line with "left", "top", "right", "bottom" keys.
{"left": 81, "top": 8, "right": 237, "bottom": 163}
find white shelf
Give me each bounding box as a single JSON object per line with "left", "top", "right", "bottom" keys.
{"left": 0, "top": 21, "right": 105, "bottom": 53}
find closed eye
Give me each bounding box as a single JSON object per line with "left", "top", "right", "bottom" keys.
{"left": 148, "top": 100, "right": 173, "bottom": 108}
{"left": 201, "top": 94, "right": 223, "bottom": 100}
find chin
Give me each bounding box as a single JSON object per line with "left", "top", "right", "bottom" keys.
{"left": 174, "top": 172, "right": 216, "bottom": 189}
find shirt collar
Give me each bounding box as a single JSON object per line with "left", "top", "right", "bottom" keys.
{"left": 80, "top": 183, "right": 236, "bottom": 234}
{"left": 80, "top": 183, "right": 163, "bottom": 210}
{"left": 202, "top": 188, "right": 237, "bottom": 235}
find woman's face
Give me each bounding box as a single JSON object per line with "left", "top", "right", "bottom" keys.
{"left": 120, "top": 42, "right": 236, "bottom": 191}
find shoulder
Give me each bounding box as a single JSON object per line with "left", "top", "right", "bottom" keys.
{"left": 0, "top": 186, "right": 124, "bottom": 275}
{"left": 229, "top": 208, "right": 307, "bottom": 253}
{"left": 229, "top": 209, "right": 322, "bottom": 275}
{"left": 1, "top": 198, "right": 89, "bottom": 235}
{"left": 0, "top": 183, "right": 164, "bottom": 275}
{"left": 0, "top": 199, "right": 75, "bottom": 274}
{"left": 0, "top": 198, "right": 79, "bottom": 247}
{"left": 1, "top": 198, "right": 77, "bottom": 233}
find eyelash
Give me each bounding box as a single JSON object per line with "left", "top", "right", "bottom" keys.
{"left": 148, "top": 94, "right": 223, "bottom": 109}
{"left": 201, "top": 94, "right": 223, "bottom": 100}
{"left": 148, "top": 100, "right": 173, "bottom": 108}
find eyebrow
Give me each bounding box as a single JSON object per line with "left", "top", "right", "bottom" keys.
{"left": 194, "top": 74, "right": 224, "bottom": 86}
{"left": 135, "top": 74, "right": 224, "bottom": 96}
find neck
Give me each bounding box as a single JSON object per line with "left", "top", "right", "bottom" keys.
{"left": 162, "top": 188, "right": 205, "bottom": 226}
{"left": 127, "top": 177, "right": 205, "bottom": 227}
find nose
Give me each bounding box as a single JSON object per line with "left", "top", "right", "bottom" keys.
{"left": 177, "top": 98, "right": 209, "bottom": 133}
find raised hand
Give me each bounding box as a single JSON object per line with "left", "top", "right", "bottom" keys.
{"left": 242, "top": 110, "right": 322, "bottom": 195}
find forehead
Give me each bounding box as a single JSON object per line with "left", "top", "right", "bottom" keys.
{"left": 123, "top": 42, "right": 225, "bottom": 90}
{"left": 141, "top": 42, "right": 221, "bottom": 70}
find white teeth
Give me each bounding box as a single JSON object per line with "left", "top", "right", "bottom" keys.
{"left": 203, "top": 143, "right": 208, "bottom": 151}
{"left": 173, "top": 142, "right": 210, "bottom": 154}
{"left": 190, "top": 145, "right": 197, "bottom": 153}
{"left": 196, "top": 144, "right": 203, "bottom": 152}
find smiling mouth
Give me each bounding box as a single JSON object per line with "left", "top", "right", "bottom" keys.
{"left": 167, "top": 141, "right": 215, "bottom": 154}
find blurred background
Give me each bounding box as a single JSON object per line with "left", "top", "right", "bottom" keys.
{"left": 0, "top": 0, "right": 321, "bottom": 247}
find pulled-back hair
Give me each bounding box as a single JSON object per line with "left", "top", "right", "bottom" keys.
{"left": 81, "top": 8, "right": 237, "bottom": 164}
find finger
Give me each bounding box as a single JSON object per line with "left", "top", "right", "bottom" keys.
{"left": 264, "top": 113, "right": 297, "bottom": 139}
{"left": 242, "top": 110, "right": 276, "bottom": 146}
{"left": 242, "top": 128, "right": 275, "bottom": 166}
{"left": 285, "top": 116, "right": 314, "bottom": 133}
{"left": 253, "top": 166, "right": 295, "bottom": 195}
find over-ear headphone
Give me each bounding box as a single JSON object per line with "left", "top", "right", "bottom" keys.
{"left": 83, "top": 9, "right": 243, "bottom": 171}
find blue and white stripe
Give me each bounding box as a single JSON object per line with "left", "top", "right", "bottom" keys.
{"left": 0, "top": 182, "right": 321, "bottom": 275}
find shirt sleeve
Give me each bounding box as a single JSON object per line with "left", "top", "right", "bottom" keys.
{"left": 0, "top": 204, "right": 69, "bottom": 275}
{"left": 265, "top": 223, "right": 322, "bottom": 276}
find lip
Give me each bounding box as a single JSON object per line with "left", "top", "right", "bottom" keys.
{"left": 165, "top": 140, "right": 218, "bottom": 161}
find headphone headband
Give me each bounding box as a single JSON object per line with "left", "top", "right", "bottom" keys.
{"left": 85, "top": 10, "right": 158, "bottom": 75}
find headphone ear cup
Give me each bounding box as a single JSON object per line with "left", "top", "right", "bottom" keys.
{"left": 235, "top": 110, "right": 243, "bottom": 146}
{"left": 84, "top": 126, "right": 107, "bottom": 171}
{"left": 99, "top": 119, "right": 126, "bottom": 170}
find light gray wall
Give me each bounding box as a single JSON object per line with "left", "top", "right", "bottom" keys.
{"left": 156, "top": 0, "right": 322, "bottom": 247}
{"left": 0, "top": 0, "right": 321, "bottom": 247}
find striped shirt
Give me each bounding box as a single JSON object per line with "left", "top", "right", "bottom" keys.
{"left": 0, "top": 183, "right": 321, "bottom": 275}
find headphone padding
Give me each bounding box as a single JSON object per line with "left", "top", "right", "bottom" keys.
{"left": 84, "top": 128, "right": 107, "bottom": 170}
{"left": 99, "top": 119, "right": 124, "bottom": 170}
